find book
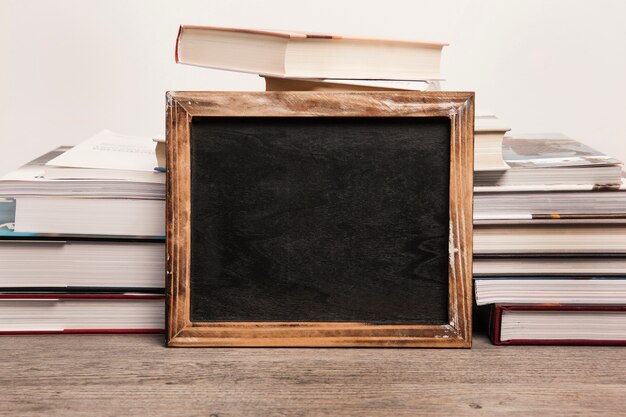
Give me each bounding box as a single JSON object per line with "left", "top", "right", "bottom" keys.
{"left": 474, "top": 134, "right": 623, "bottom": 189}
{"left": 0, "top": 239, "right": 164, "bottom": 291}
{"left": 0, "top": 147, "right": 164, "bottom": 199}
{"left": 474, "top": 277, "right": 626, "bottom": 305}
{"left": 44, "top": 130, "right": 164, "bottom": 184}
{"left": 474, "top": 223, "right": 626, "bottom": 254}
{"left": 263, "top": 76, "right": 440, "bottom": 91}
{"left": 474, "top": 179, "right": 626, "bottom": 220}
{"left": 0, "top": 199, "right": 163, "bottom": 239}
{"left": 474, "top": 114, "right": 511, "bottom": 171}
{"left": 175, "top": 25, "right": 446, "bottom": 80}
{"left": 0, "top": 144, "right": 166, "bottom": 237}
{"left": 474, "top": 256, "right": 626, "bottom": 277}
{"left": 487, "top": 305, "right": 626, "bottom": 345}
{"left": 0, "top": 294, "right": 164, "bottom": 334}
{"left": 12, "top": 197, "right": 165, "bottom": 237}
{"left": 475, "top": 218, "right": 626, "bottom": 226}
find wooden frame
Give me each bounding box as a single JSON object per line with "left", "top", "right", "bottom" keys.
{"left": 166, "top": 91, "right": 474, "bottom": 347}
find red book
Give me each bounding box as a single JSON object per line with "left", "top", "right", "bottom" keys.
{"left": 489, "top": 305, "right": 626, "bottom": 346}
{"left": 0, "top": 294, "right": 164, "bottom": 335}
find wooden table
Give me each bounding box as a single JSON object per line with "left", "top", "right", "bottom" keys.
{"left": 1, "top": 333, "right": 624, "bottom": 416}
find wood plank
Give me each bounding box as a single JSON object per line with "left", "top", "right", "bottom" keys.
{"left": 1, "top": 333, "right": 624, "bottom": 416}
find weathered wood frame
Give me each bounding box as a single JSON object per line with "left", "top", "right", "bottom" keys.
{"left": 166, "top": 91, "right": 474, "bottom": 347}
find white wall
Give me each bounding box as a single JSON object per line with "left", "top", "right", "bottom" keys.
{"left": 1, "top": 0, "right": 626, "bottom": 175}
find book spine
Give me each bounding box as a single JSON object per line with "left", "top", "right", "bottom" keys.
{"left": 488, "top": 305, "right": 504, "bottom": 345}
{"left": 175, "top": 25, "right": 183, "bottom": 63}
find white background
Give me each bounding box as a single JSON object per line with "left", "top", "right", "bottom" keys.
{"left": 1, "top": 0, "right": 625, "bottom": 175}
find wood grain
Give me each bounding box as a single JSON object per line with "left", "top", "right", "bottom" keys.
{"left": 190, "top": 117, "right": 451, "bottom": 324}
{"left": 1, "top": 333, "right": 625, "bottom": 417}
{"left": 166, "top": 91, "right": 474, "bottom": 347}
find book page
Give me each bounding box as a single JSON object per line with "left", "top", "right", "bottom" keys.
{"left": 45, "top": 130, "right": 157, "bottom": 172}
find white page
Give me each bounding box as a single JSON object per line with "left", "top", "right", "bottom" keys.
{"left": 45, "top": 130, "right": 157, "bottom": 172}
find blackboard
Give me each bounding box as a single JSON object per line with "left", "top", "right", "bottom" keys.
{"left": 190, "top": 117, "right": 450, "bottom": 324}
{"left": 166, "top": 92, "right": 474, "bottom": 347}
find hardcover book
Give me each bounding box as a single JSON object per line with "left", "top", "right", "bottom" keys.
{"left": 175, "top": 25, "right": 446, "bottom": 80}
{"left": 487, "top": 305, "right": 626, "bottom": 345}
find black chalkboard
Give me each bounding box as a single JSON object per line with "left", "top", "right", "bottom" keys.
{"left": 189, "top": 117, "right": 450, "bottom": 324}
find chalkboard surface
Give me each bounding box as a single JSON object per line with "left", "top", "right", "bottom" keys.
{"left": 190, "top": 116, "right": 450, "bottom": 324}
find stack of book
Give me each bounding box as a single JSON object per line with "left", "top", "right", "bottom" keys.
{"left": 473, "top": 134, "right": 626, "bottom": 345}
{"left": 0, "top": 130, "right": 165, "bottom": 334}
{"left": 175, "top": 24, "right": 511, "bottom": 173}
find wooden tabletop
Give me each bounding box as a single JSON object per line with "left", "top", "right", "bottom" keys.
{"left": 1, "top": 333, "right": 624, "bottom": 416}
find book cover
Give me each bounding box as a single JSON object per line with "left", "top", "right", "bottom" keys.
{"left": 502, "top": 134, "right": 621, "bottom": 169}
{"left": 474, "top": 135, "right": 623, "bottom": 189}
